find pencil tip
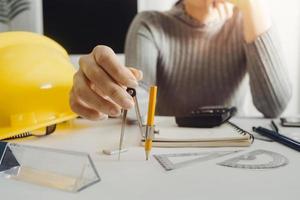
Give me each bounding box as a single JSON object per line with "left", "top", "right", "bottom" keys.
{"left": 145, "top": 152, "right": 150, "bottom": 160}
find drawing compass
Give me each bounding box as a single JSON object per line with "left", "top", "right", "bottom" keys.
{"left": 118, "top": 88, "right": 144, "bottom": 160}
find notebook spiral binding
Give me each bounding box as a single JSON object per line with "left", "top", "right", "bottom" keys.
{"left": 227, "top": 121, "right": 254, "bottom": 143}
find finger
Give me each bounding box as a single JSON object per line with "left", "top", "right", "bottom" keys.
{"left": 90, "top": 84, "right": 122, "bottom": 113}
{"left": 216, "top": 1, "right": 226, "bottom": 19}
{"left": 79, "top": 55, "right": 135, "bottom": 109}
{"left": 90, "top": 83, "right": 120, "bottom": 106}
{"left": 213, "top": 0, "right": 225, "bottom": 6}
{"left": 92, "top": 45, "right": 138, "bottom": 87}
{"left": 90, "top": 83, "right": 107, "bottom": 99}
{"left": 128, "top": 67, "right": 143, "bottom": 81}
{"left": 224, "top": 1, "right": 229, "bottom": 16}
{"left": 212, "top": 0, "right": 217, "bottom": 7}
{"left": 70, "top": 89, "right": 108, "bottom": 120}
{"left": 73, "top": 70, "right": 122, "bottom": 116}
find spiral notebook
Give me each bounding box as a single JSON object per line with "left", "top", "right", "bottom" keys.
{"left": 141, "top": 117, "right": 254, "bottom": 147}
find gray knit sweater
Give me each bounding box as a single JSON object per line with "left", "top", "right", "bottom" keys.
{"left": 125, "top": 4, "right": 292, "bottom": 117}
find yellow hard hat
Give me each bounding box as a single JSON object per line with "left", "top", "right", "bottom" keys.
{"left": 0, "top": 31, "right": 68, "bottom": 58}
{"left": 0, "top": 32, "right": 77, "bottom": 140}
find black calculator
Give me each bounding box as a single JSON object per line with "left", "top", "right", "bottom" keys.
{"left": 175, "top": 106, "right": 237, "bottom": 128}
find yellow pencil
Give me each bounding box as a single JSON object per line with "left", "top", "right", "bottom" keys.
{"left": 145, "top": 86, "right": 157, "bottom": 160}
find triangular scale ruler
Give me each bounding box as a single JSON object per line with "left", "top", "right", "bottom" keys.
{"left": 154, "top": 150, "right": 241, "bottom": 171}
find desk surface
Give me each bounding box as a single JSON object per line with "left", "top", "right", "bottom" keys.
{"left": 1, "top": 117, "right": 299, "bottom": 200}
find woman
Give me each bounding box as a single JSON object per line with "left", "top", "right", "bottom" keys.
{"left": 69, "top": 0, "right": 291, "bottom": 120}
{"left": 125, "top": 0, "right": 291, "bottom": 117}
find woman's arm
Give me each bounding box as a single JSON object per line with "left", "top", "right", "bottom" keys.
{"left": 244, "top": 28, "right": 292, "bottom": 118}
{"left": 125, "top": 12, "right": 159, "bottom": 88}
{"left": 229, "top": 0, "right": 292, "bottom": 117}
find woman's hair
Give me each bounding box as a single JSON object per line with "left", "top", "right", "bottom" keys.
{"left": 175, "top": 0, "right": 183, "bottom": 5}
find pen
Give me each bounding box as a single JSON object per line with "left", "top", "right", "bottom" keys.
{"left": 252, "top": 126, "right": 300, "bottom": 152}
{"left": 145, "top": 86, "right": 157, "bottom": 160}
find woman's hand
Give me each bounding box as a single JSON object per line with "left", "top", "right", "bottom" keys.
{"left": 213, "top": 0, "right": 251, "bottom": 10}
{"left": 70, "top": 45, "right": 143, "bottom": 120}
{"left": 215, "top": 0, "right": 272, "bottom": 43}
{"left": 224, "top": 0, "right": 246, "bottom": 9}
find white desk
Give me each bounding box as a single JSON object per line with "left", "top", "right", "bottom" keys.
{"left": 1, "top": 117, "right": 299, "bottom": 200}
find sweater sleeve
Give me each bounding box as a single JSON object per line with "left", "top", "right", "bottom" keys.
{"left": 125, "top": 12, "right": 159, "bottom": 89}
{"left": 244, "top": 27, "right": 292, "bottom": 118}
